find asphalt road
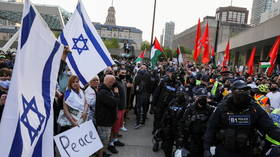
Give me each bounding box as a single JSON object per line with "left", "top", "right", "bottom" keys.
{"left": 113, "top": 111, "right": 164, "bottom": 157}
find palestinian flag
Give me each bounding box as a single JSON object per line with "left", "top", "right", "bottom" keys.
{"left": 135, "top": 49, "right": 145, "bottom": 63}
{"left": 260, "top": 62, "right": 271, "bottom": 68}
{"left": 150, "top": 37, "right": 164, "bottom": 67}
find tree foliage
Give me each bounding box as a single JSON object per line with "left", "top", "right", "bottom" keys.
{"left": 103, "top": 38, "right": 120, "bottom": 49}
{"left": 141, "top": 41, "right": 151, "bottom": 50}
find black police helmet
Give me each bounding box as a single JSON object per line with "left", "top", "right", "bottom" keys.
{"left": 231, "top": 80, "right": 250, "bottom": 90}
{"left": 194, "top": 88, "right": 208, "bottom": 97}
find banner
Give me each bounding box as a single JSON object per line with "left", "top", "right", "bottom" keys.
{"left": 54, "top": 121, "right": 103, "bottom": 157}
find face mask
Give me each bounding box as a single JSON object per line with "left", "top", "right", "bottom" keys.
{"left": 119, "top": 75, "right": 126, "bottom": 80}
{"left": 67, "top": 71, "right": 72, "bottom": 76}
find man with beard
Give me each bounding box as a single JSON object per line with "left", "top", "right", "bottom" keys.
{"left": 204, "top": 80, "right": 280, "bottom": 157}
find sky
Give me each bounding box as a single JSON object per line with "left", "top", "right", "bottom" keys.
{"left": 31, "top": 0, "right": 254, "bottom": 42}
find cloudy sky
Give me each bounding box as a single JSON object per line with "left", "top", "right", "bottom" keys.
{"left": 31, "top": 0, "right": 253, "bottom": 41}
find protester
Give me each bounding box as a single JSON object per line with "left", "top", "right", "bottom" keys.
{"left": 61, "top": 75, "right": 88, "bottom": 131}
{"left": 266, "top": 82, "right": 280, "bottom": 109}
{"left": 95, "top": 75, "right": 120, "bottom": 157}
{"left": 85, "top": 76, "right": 100, "bottom": 124}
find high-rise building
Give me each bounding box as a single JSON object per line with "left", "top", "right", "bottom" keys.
{"left": 251, "top": 0, "right": 273, "bottom": 26}
{"left": 162, "top": 21, "right": 175, "bottom": 49}
{"left": 260, "top": 0, "right": 280, "bottom": 23}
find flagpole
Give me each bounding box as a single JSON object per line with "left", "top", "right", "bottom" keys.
{"left": 150, "top": 0, "right": 157, "bottom": 58}
{"left": 213, "top": 19, "right": 220, "bottom": 68}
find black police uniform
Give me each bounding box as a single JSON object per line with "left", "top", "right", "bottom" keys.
{"left": 152, "top": 74, "right": 181, "bottom": 132}
{"left": 178, "top": 88, "right": 214, "bottom": 157}
{"left": 159, "top": 88, "right": 188, "bottom": 157}
{"left": 204, "top": 95, "right": 280, "bottom": 157}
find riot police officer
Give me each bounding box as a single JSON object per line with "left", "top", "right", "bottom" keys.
{"left": 159, "top": 86, "right": 189, "bottom": 157}
{"left": 151, "top": 66, "right": 181, "bottom": 133}
{"left": 178, "top": 87, "right": 214, "bottom": 157}
{"left": 203, "top": 80, "right": 280, "bottom": 157}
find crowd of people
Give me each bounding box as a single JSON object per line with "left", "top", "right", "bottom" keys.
{"left": 1, "top": 48, "right": 280, "bottom": 157}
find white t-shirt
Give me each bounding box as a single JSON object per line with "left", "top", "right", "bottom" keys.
{"left": 266, "top": 91, "right": 280, "bottom": 109}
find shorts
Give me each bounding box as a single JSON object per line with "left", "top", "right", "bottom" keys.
{"left": 97, "top": 126, "right": 111, "bottom": 147}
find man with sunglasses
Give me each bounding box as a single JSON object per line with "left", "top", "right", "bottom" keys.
{"left": 203, "top": 80, "right": 280, "bottom": 157}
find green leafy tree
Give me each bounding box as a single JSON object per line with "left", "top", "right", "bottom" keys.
{"left": 103, "top": 38, "right": 120, "bottom": 49}
{"left": 141, "top": 41, "right": 151, "bottom": 50}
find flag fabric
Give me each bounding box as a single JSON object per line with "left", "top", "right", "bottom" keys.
{"left": 193, "top": 18, "right": 201, "bottom": 62}
{"left": 135, "top": 49, "right": 145, "bottom": 63}
{"left": 260, "top": 62, "right": 271, "bottom": 68}
{"left": 201, "top": 22, "right": 210, "bottom": 64}
{"left": 59, "top": 0, "right": 114, "bottom": 86}
{"left": 222, "top": 41, "right": 230, "bottom": 71}
{"left": 247, "top": 47, "right": 256, "bottom": 75}
{"left": 150, "top": 37, "right": 164, "bottom": 67}
{"left": 0, "top": 0, "right": 63, "bottom": 156}
{"left": 267, "top": 36, "right": 280, "bottom": 76}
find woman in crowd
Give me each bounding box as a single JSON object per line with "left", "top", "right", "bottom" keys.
{"left": 85, "top": 76, "right": 100, "bottom": 125}
{"left": 62, "top": 75, "right": 88, "bottom": 130}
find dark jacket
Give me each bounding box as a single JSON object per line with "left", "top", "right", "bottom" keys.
{"left": 116, "top": 78, "right": 127, "bottom": 110}
{"left": 95, "top": 84, "right": 120, "bottom": 127}
{"left": 204, "top": 96, "right": 280, "bottom": 155}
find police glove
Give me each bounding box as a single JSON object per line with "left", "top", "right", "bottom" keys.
{"left": 203, "top": 150, "right": 212, "bottom": 157}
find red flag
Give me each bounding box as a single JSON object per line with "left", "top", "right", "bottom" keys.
{"left": 193, "top": 19, "right": 201, "bottom": 62}
{"left": 201, "top": 22, "right": 210, "bottom": 64}
{"left": 222, "top": 41, "right": 230, "bottom": 71}
{"left": 267, "top": 36, "right": 280, "bottom": 76}
{"left": 247, "top": 47, "right": 256, "bottom": 75}
{"left": 153, "top": 37, "right": 164, "bottom": 52}
{"left": 139, "top": 50, "right": 145, "bottom": 58}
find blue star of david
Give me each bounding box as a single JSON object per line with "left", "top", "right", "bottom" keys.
{"left": 20, "top": 95, "right": 45, "bottom": 145}
{"left": 72, "top": 34, "right": 89, "bottom": 55}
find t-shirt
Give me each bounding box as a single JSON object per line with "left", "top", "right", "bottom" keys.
{"left": 266, "top": 91, "right": 280, "bottom": 109}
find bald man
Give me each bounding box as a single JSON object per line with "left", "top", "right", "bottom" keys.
{"left": 96, "top": 75, "right": 120, "bottom": 157}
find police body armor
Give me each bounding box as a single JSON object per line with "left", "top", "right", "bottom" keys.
{"left": 186, "top": 105, "right": 213, "bottom": 135}
{"left": 162, "top": 100, "right": 186, "bottom": 138}
{"left": 217, "top": 103, "right": 258, "bottom": 152}
{"left": 156, "top": 77, "right": 179, "bottom": 115}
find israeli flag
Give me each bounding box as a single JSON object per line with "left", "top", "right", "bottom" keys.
{"left": 59, "top": 0, "right": 115, "bottom": 86}
{"left": 0, "top": 0, "right": 63, "bottom": 156}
